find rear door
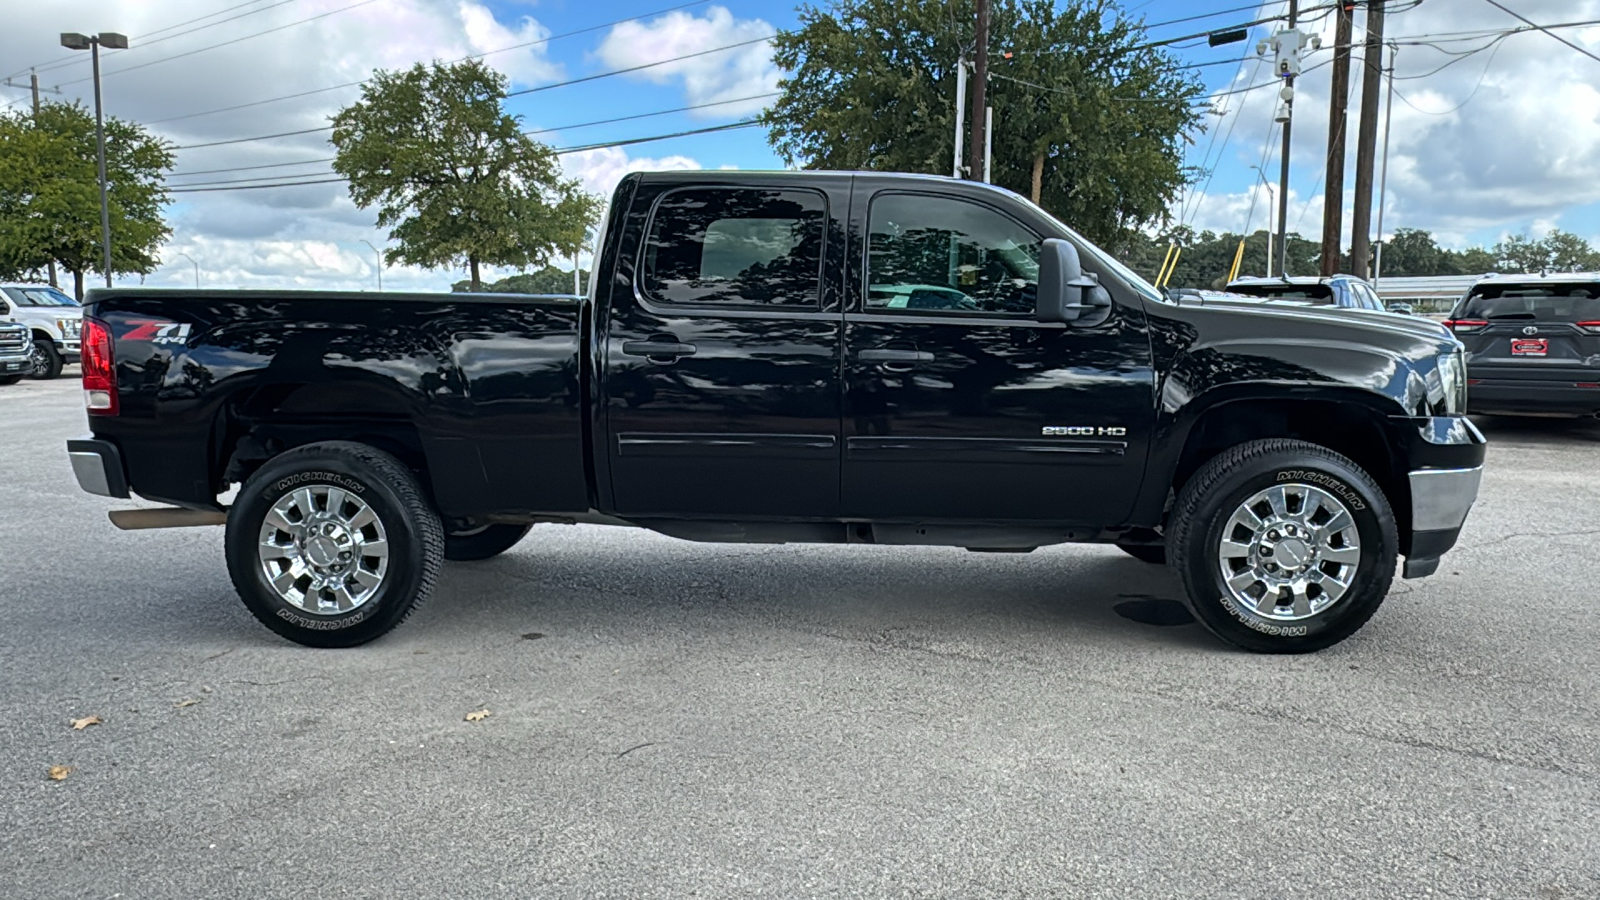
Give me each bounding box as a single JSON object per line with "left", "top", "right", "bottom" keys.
{"left": 599, "top": 175, "right": 847, "bottom": 519}
{"left": 1450, "top": 281, "right": 1600, "bottom": 374}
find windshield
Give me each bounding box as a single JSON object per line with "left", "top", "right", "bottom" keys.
{"left": 1227, "top": 282, "right": 1335, "bottom": 304}
{"left": 1460, "top": 282, "right": 1600, "bottom": 320}
{"left": 3, "top": 286, "right": 79, "bottom": 307}
{"left": 1013, "top": 197, "right": 1162, "bottom": 303}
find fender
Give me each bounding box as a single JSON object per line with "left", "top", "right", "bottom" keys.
{"left": 1132, "top": 333, "right": 1428, "bottom": 526}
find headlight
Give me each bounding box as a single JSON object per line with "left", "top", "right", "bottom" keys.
{"left": 1427, "top": 350, "right": 1467, "bottom": 416}
{"left": 58, "top": 318, "right": 81, "bottom": 338}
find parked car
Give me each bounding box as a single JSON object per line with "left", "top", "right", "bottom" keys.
{"left": 1443, "top": 273, "right": 1600, "bottom": 417}
{"left": 66, "top": 170, "right": 1485, "bottom": 654}
{"left": 0, "top": 283, "right": 82, "bottom": 379}
{"left": 1225, "top": 274, "right": 1400, "bottom": 314}
{"left": 0, "top": 319, "right": 32, "bottom": 384}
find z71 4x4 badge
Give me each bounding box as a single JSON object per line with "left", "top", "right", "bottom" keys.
{"left": 123, "top": 320, "right": 193, "bottom": 345}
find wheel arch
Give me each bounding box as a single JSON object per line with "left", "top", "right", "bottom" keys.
{"left": 1139, "top": 387, "right": 1415, "bottom": 547}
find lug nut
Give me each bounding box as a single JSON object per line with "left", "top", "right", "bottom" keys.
{"left": 1260, "top": 546, "right": 1273, "bottom": 557}
{"left": 339, "top": 550, "right": 352, "bottom": 561}
{"left": 1265, "top": 562, "right": 1278, "bottom": 572}
{"left": 1267, "top": 530, "right": 1280, "bottom": 540}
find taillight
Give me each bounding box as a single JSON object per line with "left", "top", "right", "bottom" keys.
{"left": 1576, "top": 321, "right": 1600, "bottom": 335}
{"left": 1442, "top": 319, "right": 1488, "bottom": 334}
{"left": 81, "top": 317, "right": 117, "bottom": 416}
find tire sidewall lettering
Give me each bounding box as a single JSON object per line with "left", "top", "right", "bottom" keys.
{"left": 269, "top": 471, "right": 368, "bottom": 499}
{"left": 1273, "top": 469, "right": 1366, "bottom": 512}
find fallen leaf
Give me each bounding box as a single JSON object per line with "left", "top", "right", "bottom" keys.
{"left": 464, "top": 709, "right": 490, "bottom": 722}
{"left": 70, "top": 715, "right": 102, "bottom": 731}
{"left": 174, "top": 699, "right": 200, "bottom": 708}
{"left": 47, "top": 765, "right": 73, "bottom": 781}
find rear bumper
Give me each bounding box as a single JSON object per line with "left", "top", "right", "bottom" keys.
{"left": 66, "top": 436, "right": 130, "bottom": 499}
{"left": 1468, "top": 376, "right": 1600, "bottom": 417}
{"left": 1393, "top": 416, "right": 1487, "bottom": 579}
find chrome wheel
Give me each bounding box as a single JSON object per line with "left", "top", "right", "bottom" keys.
{"left": 257, "top": 484, "right": 389, "bottom": 615}
{"left": 28, "top": 342, "right": 49, "bottom": 377}
{"left": 1217, "top": 483, "right": 1362, "bottom": 622}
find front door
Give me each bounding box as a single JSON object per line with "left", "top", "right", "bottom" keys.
{"left": 601, "top": 177, "right": 847, "bottom": 519}
{"left": 841, "top": 187, "right": 1155, "bottom": 524}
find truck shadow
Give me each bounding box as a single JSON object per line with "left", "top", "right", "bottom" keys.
{"left": 432, "top": 536, "right": 1221, "bottom": 653}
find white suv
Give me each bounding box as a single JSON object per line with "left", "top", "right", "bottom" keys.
{"left": 0, "top": 283, "right": 82, "bottom": 379}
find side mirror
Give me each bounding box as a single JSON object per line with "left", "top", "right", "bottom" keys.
{"left": 1036, "top": 238, "right": 1112, "bottom": 327}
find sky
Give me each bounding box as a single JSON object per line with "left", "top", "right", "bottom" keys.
{"left": 2, "top": 0, "right": 1597, "bottom": 291}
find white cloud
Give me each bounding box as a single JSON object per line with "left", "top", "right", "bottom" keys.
{"left": 560, "top": 146, "right": 701, "bottom": 198}
{"left": 1190, "top": 0, "right": 1600, "bottom": 245}
{"left": 2, "top": 0, "right": 572, "bottom": 291}
{"left": 594, "top": 6, "right": 778, "bottom": 117}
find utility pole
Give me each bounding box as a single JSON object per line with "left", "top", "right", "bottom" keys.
{"left": 968, "top": 0, "right": 989, "bottom": 182}
{"left": 1319, "top": 3, "right": 1354, "bottom": 276}
{"left": 1273, "top": 0, "right": 1300, "bottom": 277}
{"left": 952, "top": 55, "right": 967, "bottom": 178}
{"left": 1349, "top": 0, "right": 1386, "bottom": 277}
{"left": 1373, "top": 42, "right": 1398, "bottom": 288}
{"left": 360, "top": 239, "right": 384, "bottom": 291}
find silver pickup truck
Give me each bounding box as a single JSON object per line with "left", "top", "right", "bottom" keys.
{"left": 0, "top": 320, "right": 32, "bottom": 384}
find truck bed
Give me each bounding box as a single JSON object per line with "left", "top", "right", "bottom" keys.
{"left": 83, "top": 289, "right": 591, "bottom": 517}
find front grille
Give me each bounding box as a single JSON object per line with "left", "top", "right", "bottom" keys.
{"left": 0, "top": 327, "right": 28, "bottom": 354}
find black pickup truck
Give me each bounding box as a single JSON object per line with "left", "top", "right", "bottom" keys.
{"left": 67, "top": 171, "right": 1485, "bottom": 653}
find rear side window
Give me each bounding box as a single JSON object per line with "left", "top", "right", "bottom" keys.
{"left": 1460, "top": 283, "right": 1600, "bottom": 320}
{"left": 641, "top": 188, "right": 826, "bottom": 307}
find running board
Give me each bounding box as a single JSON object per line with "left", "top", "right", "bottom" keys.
{"left": 109, "top": 508, "right": 228, "bottom": 530}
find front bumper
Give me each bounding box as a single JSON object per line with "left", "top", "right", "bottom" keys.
{"left": 1395, "top": 416, "right": 1487, "bottom": 579}
{"left": 59, "top": 339, "right": 80, "bottom": 363}
{"left": 66, "top": 437, "right": 130, "bottom": 499}
{"left": 0, "top": 355, "right": 28, "bottom": 374}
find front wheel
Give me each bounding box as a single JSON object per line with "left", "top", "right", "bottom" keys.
{"left": 27, "top": 340, "right": 62, "bottom": 379}
{"left": 1168, "top": 439, "right": 1398, "bottom": 654}
{"left": 444, "top": 523, "right": 532, "bottom": 561}
{"left": 225, "top": 441, "right": 444, "bottom": 647}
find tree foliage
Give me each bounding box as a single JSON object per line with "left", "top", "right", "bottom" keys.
{"left": 1123, "top": 227, "right": 1320, "bottom": 289}
{"left": 763, "top": 0, "right": 1205, "bottom": 246}
{"left": 1375, "top": 227, "right": 1599, "bottom": 277}
{"left": 451, "top": 264, "right": 589, "bottom": 294}
{"left": 0, "top": 102, "right": 173, "bottom": 298}
{"left": 330, "top": 60, "right": 598, "bottom": 290}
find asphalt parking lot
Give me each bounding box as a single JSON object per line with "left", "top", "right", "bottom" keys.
{"left": 3, "top": 375, "right": 1598, "bottom": 899}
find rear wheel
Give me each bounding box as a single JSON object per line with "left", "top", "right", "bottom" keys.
{"left": 1168, "top": 439, "right": 1397, "bottom": 653}
{"left": 225, "top": 441, "right": 443, "bottom": 647}
{"left": 444, "top": 524, "right": 532, "bottom": 561}
{"left": 27, "top": 339, "right": 62, "bottom": 379}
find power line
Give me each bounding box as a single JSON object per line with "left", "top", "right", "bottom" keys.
{"left": 505, "top": 34, "right": 774, "bottom": 98}
{"left": 144, "top": 0, "right": 714, "bottom": 126}
{"left": 53, "top": 0, "right": 382, "bottom": 88}
{"left": 168, "top": 120, "right": 764, "bottom": 192}
{"left": 1479, "top": 0, "right": 1600, "bottom": 66}
{"left": 3, "top": 0, "right": 279, "bottom": 80}
{"left": 173, "top": 126, "right": 330, "bottom": 150}
{"left": 171, "top": 156, "right": 336, "bottom": 178}
{"left": 30, "top": 0, "right": 306, "bottom": 77}
{"left": 523, "top": 93, "right": 778, "bottom": 136}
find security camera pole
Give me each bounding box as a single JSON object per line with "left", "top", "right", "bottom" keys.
{"left": 59, "top": 31, "right": 128, "bottom": 290}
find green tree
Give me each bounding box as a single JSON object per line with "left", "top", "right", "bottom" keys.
{"left": 1492, "top": 233, "right": 1548, "bottom": 273}
{"left": 1376, "top": 227, "right": 1452, "bottom": 277}
{"left": 330, "top": 60, "right": 598, "bottom": 290}
{"left": 1454, "top": 246, "right": 1498, "bottom": 274}
{"left": 0, "top": 102, "right": 172, "bottom": 298}
{"left": 452, "top": 264, "right": 589, "bottom": 294}
{"left": 764, "top": 0, "right": 1204, "bottom": 246}
{"left": 1541, "top": 229, "right": 1600, "bottom": 272}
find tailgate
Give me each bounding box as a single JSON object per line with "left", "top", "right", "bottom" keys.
{"left": 1451, "top": 282, "right": 1600, "bottom": 378}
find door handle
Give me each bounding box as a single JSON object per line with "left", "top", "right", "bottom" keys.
{"left": 857, "top": 349, "right": 933, "bottom": 363}
{"left": 622, "top": 340, "right": 697, "bottom": 361}
{"left": 858, "top": 347, "right": 932, "bottom": 373}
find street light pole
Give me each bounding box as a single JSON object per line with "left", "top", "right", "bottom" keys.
{"left": 60, "top": 32, "right": 127, "bottom": 291}
{"left": 360, "top": 240, "right": 384, "bottom": 292}
{"left": 1251, "top": 165, "right": 1276, "bottom": 278}
{"left": 1373, "top": 42, "right": 1398, "bottom": 288}
{"left": 176, "top": 252, "right": 199, "bottom": 289}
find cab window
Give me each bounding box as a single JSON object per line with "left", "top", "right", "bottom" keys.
{"left": 641, "top": 187, "right": 826, "bottom": 308}
{"left": 865, "top": 193, "right": 1040, "bottom": 316}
